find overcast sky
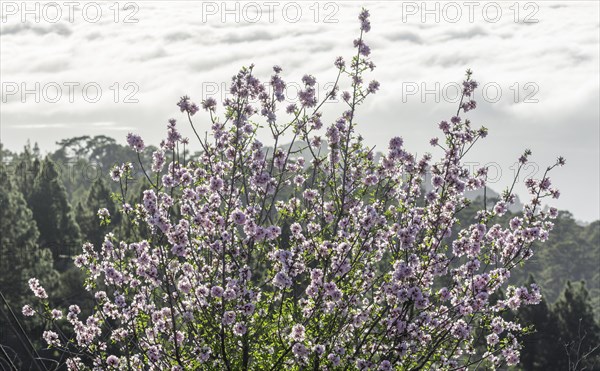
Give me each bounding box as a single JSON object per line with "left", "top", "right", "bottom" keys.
{"left": 1, "top": 1, "right": 599, "bottom": 222}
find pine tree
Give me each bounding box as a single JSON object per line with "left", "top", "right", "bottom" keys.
{"left": 553, "top": 281, "right": 600, "bottom": 370}
{"left": 517, "top": 275, "right": 562, "bottom": 370}
{"left": 12, "top": 142, "right": 41, "bottom": 201}
{"left": 0, "top": 170, "right": 57, "bottom": 306}
{"left": 0, "top": 169, "right": 58, "bottom": 369}
{"left": 77, "top": 177, "right": 117, "bottom": 247}
{"left": 28, "top": 157, "right": 81, "bottom": 268}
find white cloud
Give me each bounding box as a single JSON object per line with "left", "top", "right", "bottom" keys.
{"left": 1, "top": 1, "right": 598, "bottom": 221}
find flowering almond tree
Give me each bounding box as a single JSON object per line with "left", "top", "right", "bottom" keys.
{"left": 25, "top": 9, "right": 565, "bottom": 370}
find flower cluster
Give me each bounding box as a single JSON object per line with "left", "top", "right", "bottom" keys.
{"left": 28, "top": 278, "right": 47, "bottom": 299}
{"left": 177, "top": 95, "right": 199, "bottom": 116}
{"left": 26, "top": 8, "right": 563, "bottom": 371}
{"left": 126, "top": 132, "right": 145, "bottom": 152}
